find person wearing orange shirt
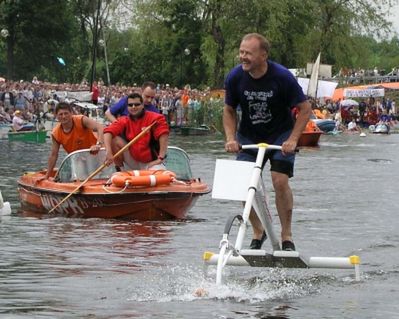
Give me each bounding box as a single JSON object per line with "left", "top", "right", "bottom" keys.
{"left": 43, "top": 102, "right": 104, "bottom": 179}
{"left": 181, "top": 89, "right": 190, "bottom": 123}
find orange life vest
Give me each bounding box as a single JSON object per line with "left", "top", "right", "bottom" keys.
{"left": 52, "top": 115, "right": 97, "bottom": 153}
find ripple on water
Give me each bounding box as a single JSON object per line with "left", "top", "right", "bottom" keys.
{"left": 2, "top": 134, "right": 399, "bottom": 318}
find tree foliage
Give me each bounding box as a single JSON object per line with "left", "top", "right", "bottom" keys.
{"left": 0, "top": 0, "right": 398, "bottom": 87}
{"left": 0, "top": 0, "right": 79, "bottom": 81}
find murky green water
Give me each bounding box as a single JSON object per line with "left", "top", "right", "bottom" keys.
{"left": 1, "top": 132, "right": 399, "bottom": 318}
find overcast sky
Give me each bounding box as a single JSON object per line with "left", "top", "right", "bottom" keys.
{"left": 388, "top": 4, "right": 399, "bottom": 36}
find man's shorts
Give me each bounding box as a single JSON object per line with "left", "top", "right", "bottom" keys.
{"left": 123, "top": 149, "right": 165, "bottom": 170}
{"left": 236, "top": 131, "right": 295, "bottom": 178}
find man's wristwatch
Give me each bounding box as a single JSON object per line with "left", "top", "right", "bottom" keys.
{"left": 158, "top": 154, "right": 167, "bottom": 161}
{"left": 96, "top": 141, "right": 104, "bottom": 146}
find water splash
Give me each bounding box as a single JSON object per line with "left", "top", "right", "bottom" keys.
{"left": 126, "top": 264, "right": 345, "bottom": 303}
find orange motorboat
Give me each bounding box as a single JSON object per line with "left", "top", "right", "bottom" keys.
{"left": 297, "top": 131, "right": 323, "bottom": 147}
{"left": 18, "top": 147, "right": 210, "bottom": 220}
{"left": 298, "top": 119, "right": 323, "bottom": 147}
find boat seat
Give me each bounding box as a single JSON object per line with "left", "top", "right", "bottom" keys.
{"left": 55, "top": 149, "right": 114, "bottom": 182}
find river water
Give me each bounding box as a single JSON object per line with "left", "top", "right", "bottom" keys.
{"left": 1, "top": 132, "right": 399, "bottom": 318}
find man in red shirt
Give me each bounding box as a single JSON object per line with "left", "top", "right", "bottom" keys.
{"left": 103, "top": 92, "right": 169, "bottom": 170}
{"left": 91, "top": 81, "right": 100, "bottom": 105}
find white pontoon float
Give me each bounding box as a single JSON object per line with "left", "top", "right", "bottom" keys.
{"left": 203, "top": 143, "right": 361, "bottom": 285}
{"left": 0, "top": 190, "right": 11, "bottom": 215}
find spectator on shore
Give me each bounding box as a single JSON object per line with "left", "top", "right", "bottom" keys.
{"left": 1, "top": 89, "right": 15, "bottom": 109}
{"left": 91, "top": 81, "right": 100, "bottom": 105}
{"left": 14, "top": 92, "right": 27, "bottom": 111}
{"left": 347, "top": 118, "right": 361, "bottom": 132}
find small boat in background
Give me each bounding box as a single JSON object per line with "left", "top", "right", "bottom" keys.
{"left": 298, "top": 131, "right": 323, "bottom": 147}
{"left": 297, "top": 52, "right": 323, "bottom": 147}
{"left": 18, "top": 146, "right": 210, "bottom": 220}
{"left": 369, "top": 123, "right": 390, "bottom": 134}
{"left": 8, "top": 129, "right": 47, "bottom": 143}
{"left": 298, "top": 113, "right": 323, "bottom": 147}
{"left": 312, "top": 118, "right": 336, "bottom": 133}
{"left": 180, "top": 124, "right": 212, "bottom": 136}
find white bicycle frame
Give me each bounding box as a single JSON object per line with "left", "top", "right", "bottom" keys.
{"left": 205, "top": 143, "right": 361, "bottom": 285}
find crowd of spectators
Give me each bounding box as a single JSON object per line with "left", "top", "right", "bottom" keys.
{"left": 1, "top": 76, "right": 397, "bottom": 133}
{"left": 308, "top": 95, "right": 398, "bottom": 130}
{"left": 0, "top": 77, "right": 218, "bottom": 127}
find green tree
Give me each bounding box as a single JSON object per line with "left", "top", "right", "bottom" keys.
{"left": 1, "top": 0, "right": 399, "bottom": 87}
{"left": 0, "top": 0, "right": 79, "bottom": 81}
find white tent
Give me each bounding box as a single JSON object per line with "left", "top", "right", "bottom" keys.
{"left": 297, "top": 78, "right": 338, "bottom": 98}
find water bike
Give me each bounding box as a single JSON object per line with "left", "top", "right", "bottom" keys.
{"left": 203, "top": 143, "right": 361, "bottom": 285}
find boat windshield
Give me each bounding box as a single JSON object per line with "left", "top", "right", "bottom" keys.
{"left": 55, "top": 149, "right": 114, "bottom": 182}
{"left": 164, "top": 146, "right": 193, "bottom": 181}
{"left": 54, "top": 146, "right": 193, "bottom": 183}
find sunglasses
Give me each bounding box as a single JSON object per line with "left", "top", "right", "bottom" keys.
{"left": 128, "top": 102, "right": 142, "bottom": 107}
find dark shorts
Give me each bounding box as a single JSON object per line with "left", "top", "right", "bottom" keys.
{"left": 236, "top": 131, "right": 295, "bottom": 178}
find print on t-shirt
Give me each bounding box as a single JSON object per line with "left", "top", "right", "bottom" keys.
{"left": 244, "top": 90, "right": 273, "bottom": 125}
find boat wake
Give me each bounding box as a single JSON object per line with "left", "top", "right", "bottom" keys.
{"left": 126, "top": 264, "right": 353, "bottom": 303}
{"left": 367, "top": 158, "right": 392, "bottom": 164}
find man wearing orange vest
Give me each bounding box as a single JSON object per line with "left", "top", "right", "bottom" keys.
{"left": 43, "top": 102, "right": 104, "bottom": 179}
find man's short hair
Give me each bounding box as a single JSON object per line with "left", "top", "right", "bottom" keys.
{"left": 141, "top": 81, "right": 156, "bottom": 90}
{"left": 55, "top": 102, "right": 72, "bottom": 114}
{"left": 128, "top": 92, "right": 143, "bottom": 103}
{"left": 242, "top": 33, "right": 270, "bottom": 54}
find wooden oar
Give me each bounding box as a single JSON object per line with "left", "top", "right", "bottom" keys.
{"left": 48, "top": 121, "right": 156, "bottom": 215}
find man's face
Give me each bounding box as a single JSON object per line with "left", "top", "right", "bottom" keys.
{"left": 239, "top": 37, "right": 267, "bottom": 73}
{"left": 127, "top": 97, "right": 144, "bottom": 117}
{"left": 56, "top": 109, "right": 73, "bottom": 125}
{"left": 142, "top": 87, "right": 156, "bottom": 106}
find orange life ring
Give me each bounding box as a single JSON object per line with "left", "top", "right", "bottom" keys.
{"left": 127, "top": 170, "right": 176, "bottom": 177}
{"left": 110, "top": 170, "right": 176, "bottom": 187}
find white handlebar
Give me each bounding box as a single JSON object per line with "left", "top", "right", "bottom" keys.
{"left": 241, "top": 144, "right": 283, "bottom": 151}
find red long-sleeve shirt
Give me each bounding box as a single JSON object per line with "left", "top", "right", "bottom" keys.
{"left": 104, "top": 111, "right": 169, "bottom": 163}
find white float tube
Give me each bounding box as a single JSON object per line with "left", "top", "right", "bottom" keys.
{"left": 0, "top": 190, "right": 11, "bottom": 215}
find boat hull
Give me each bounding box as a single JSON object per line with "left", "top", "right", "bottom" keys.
{"left": 18, "top": 172, "right": 210, "bottom": 220}
{"left": 298, "top": 131, "right": 322, "bottom": 147}
{"left": 313, "top": 119, "right": 336, "bottom": 133}
{"left": 180, "top": 126, "right": 211, "bottom": 136}
{"left": 372, "top": 123, "right": 390, "bottom": 134}
{"left": 8, "top": 130, "right": 47, "bottom": 143}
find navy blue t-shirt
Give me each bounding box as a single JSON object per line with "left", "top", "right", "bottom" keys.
{"left": 224, "top": 60, "right": 306, "bottom": 143}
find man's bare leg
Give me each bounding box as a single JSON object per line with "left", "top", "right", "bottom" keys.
{"left": 249, "top": 209, "right": 264, "bottom": 240}
{"left": 112, "top": 136, "right": 126, "bottom": 167}
{"left": 271, "top": 171, "right": 293, "bottom": 242}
